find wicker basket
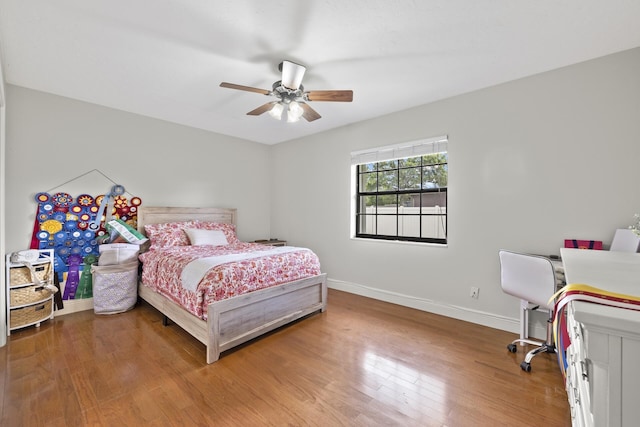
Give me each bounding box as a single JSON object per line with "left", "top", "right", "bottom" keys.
{"left": 10, "top": 263, "right": 52, "bottom": 286}
{"left": 9, "top": 300, "right": 53, "bottom": 329}
{"left": 10, "top": 284, "right": 53, "bottom": 307}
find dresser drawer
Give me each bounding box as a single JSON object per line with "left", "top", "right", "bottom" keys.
{"left": 575, "top": 363, "right": 592, "bottom": 426}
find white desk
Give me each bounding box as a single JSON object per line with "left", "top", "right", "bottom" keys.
{"left": 561, "top": 248, "right": 640, "bottom": 293}
{"left": 560, "top": 248, "right": 640, "bottom": 427}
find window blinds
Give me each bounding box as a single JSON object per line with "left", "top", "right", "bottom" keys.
{"left": 350, "top": 135, "right": 448, "bottom": 166}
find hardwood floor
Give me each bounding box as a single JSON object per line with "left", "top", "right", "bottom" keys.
{"left": 0, "top": 289, "right": 571, "bottom": 426}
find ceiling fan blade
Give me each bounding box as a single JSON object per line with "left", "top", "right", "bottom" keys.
{"left": 299, "top": 102, "right": 321, "bottom": 122}
{"left": 280, "top": 60, "right": 306, "bottom": 90}
{"left": 247, "top": 102, "right": 278, "bottom": 116}
{"left": 306, "top": 90, "right": 353, "bottom": 102}
{"left": 220, "top": 82, "right": 271, "bottom": 95}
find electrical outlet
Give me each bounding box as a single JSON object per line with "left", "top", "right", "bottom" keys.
{"left": 470, "top": 287, "right": 480, "bottom": 299}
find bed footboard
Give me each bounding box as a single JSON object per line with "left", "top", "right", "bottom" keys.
{"left": 206, "top": 273, "right": 327, "bottom": 363}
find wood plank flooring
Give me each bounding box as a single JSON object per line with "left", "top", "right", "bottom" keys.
{"left": 0, "top": 289, "right": 571, "bottom": 426}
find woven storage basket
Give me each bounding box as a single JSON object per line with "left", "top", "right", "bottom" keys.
{"left": 10, "top": 263, "right": 52, "bottom": 286}
{"left": 10, "top": 284, "right": 53, "bottom": 307}
{"left": 9, "top": 300, "right": 53, "bottom": 329}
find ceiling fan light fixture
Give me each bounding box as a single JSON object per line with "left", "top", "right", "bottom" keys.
{"left": 220, "top": 59, "right": 353, "bottom": 123}
{"left": 281, "top": 61, "right": 306, "bottom": 90}
{"left": 268, "top": 102, "right": 284, "bottom": 120}
{"left": 287, "top": 101, "right": 304, "bottom": 123}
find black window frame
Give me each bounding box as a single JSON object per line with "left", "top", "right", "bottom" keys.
{"left": 355, "top": 152, "right": 448, "bottom": 244}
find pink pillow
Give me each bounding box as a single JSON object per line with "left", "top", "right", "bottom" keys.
{"left": 144, "top": 220, "right": 199, "bottom": 249}
{"left": 195, "top": 222, "right": 239, "bottom": 244}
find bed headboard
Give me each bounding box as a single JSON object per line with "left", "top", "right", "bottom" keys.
{"left": 137, "top": 206, "right": 237, "bottom": 235}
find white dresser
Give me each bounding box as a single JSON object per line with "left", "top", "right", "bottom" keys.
{"left": 561, "top": 248, "right": 640, "bottom": 427}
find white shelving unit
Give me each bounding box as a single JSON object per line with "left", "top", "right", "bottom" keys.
{"left": 5, "top": 249, "right": 55, "bottom": 335}
{"left": 561, "top": 248, "right": 640, "bottom": 426}
{"left": 565, "top": 300, "right": 640, "bottom": 426}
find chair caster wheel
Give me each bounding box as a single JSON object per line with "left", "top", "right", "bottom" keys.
{"left": 507, "top": 344, "right": 517, "bottom": 353}
{"left": 520, "top": 361, "right": 531, "bottom": 372}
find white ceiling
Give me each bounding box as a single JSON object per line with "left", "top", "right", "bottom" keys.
{"left": 1, "top": 1, "right": 639, "bottom": 145}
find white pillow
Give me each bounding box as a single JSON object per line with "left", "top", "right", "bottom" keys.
{"left": 185, "top": 228, "right": 229, "bottom": 246}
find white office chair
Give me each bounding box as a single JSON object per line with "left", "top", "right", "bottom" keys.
{"left": 499, "top": 250, "right": 557, "bottom": 372}
{"left": 610, "top": 228, "right": 640, "bottom": 252}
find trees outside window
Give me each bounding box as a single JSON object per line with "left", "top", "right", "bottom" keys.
{"left": 353, "top": 138, "right": 447, "bottom": 244}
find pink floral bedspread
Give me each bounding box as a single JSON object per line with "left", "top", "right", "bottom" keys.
{"left": 139, "top": 243, "right": 321, "bottom": 319}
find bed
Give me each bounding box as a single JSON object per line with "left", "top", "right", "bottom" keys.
{"left": 136, "top": 206, "right": 327, "bottom": 363}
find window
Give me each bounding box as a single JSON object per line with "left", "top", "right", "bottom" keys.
{"left": 351, "top": 136, "right": 448, "bottom": 244}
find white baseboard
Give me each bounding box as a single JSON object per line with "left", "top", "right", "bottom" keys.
{"left": 51, "top": 280, "right": 546, "bottom": 337}
{"left": 55, "top": 298, "right": 94, "bottom": 316}
{"left": 327, "top": 278, "right": 548, "bottom": 339}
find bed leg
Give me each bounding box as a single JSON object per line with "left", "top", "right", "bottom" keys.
{"left": 162, "top": 315, "right": 170, "bottom": 326}
{"left": 206, "top": 346, "right": 220, "bottom": 364}
{"left": 207, "top": 307, "right": 220, "bottom": 364}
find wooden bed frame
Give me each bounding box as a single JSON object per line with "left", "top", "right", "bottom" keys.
{"left": 136, "top": 206, "right": 327, "bottom": 364}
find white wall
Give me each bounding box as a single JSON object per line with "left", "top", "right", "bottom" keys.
{"left": 2, "top": 48, "right": 639, "bottom": 341}
{"left": 3, "top": 85, "right": 273, "bottom": 254}
{"left": 270, "top": 47, "right": 640, "bottom": 334}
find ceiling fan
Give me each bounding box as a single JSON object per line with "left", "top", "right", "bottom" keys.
{"left": 220, "top": 60, "right": 353, "bottom": 123}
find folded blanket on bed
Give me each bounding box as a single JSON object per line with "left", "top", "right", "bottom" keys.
{"left": 180, "top": 246, "right": 310, "bottom": 292}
